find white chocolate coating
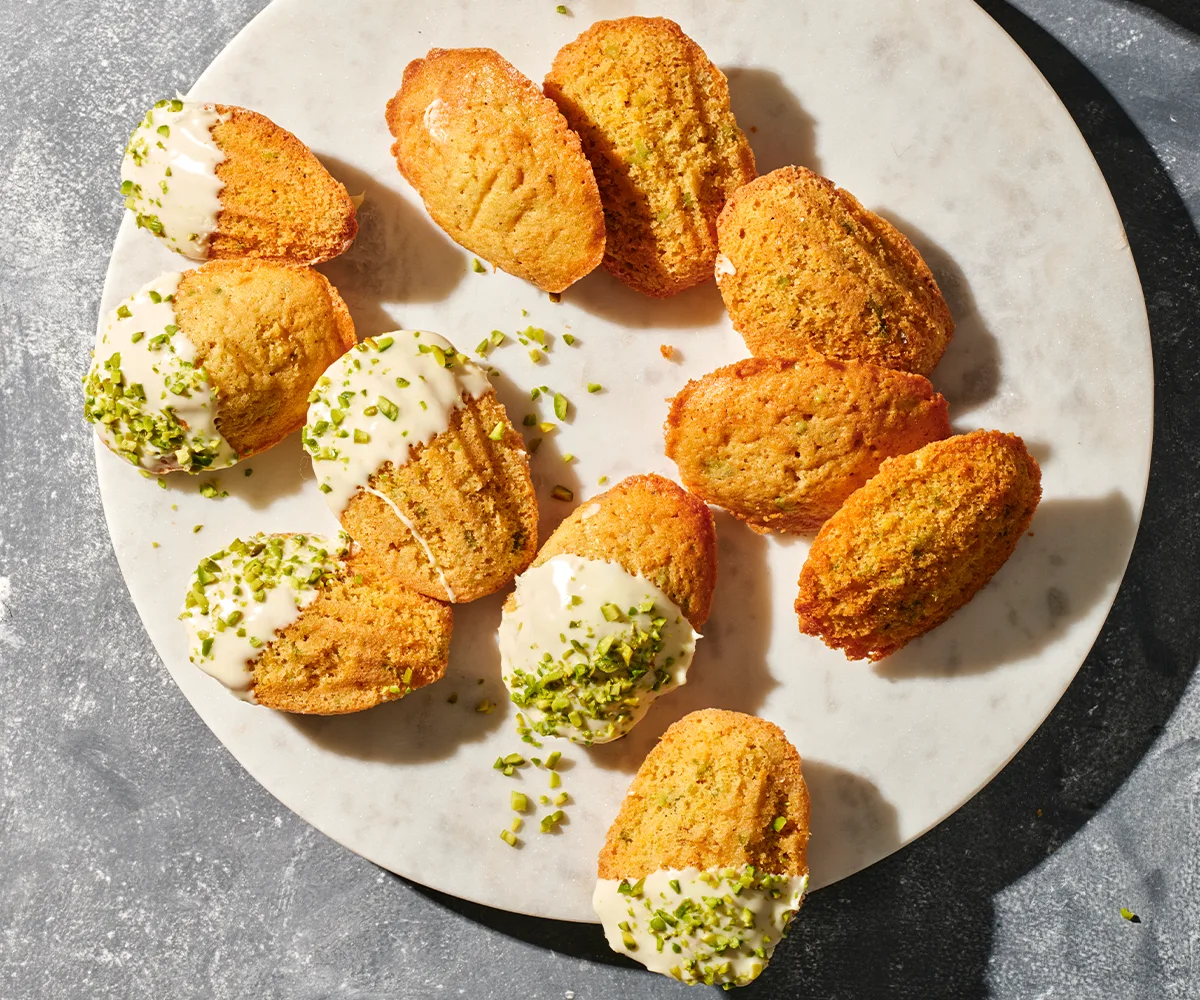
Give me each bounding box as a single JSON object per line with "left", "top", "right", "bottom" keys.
{"left": 84, "top": 271, "right": 236, "bottom": 473}
{"left": 594, "top": 867, "right": 808, "bottom": 988}
{"left": 303, "top": 332, "right": 490, "bottom": 514}
{"left": 499, "top": 554, "right": 698, "bottom": 745}
{"left": 180, "top": 533, "right": 347, "bottom": 701}
{"left": 121, "top": 99, "right": 230, "bottom": 259}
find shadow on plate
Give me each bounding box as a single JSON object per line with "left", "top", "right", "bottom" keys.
{"left": 564, "top": 267, "right": 727, "bottom": 330}
{"left": 315, "top": 155, "right": 467, "bottom": 334}
{"left": 876, "top": 491, "right": 1136, "bottom": 679}
{"left": 724, "top": 66, "right": 822, "bottom": 175}
{"left": 803, "top": 760, "right": 902, "bottom": 888}
{"left": 287, "top": 592, "right": 508, "bottom": 764}
{"left": 587, "top": 511, "right": 779, "bottom": 773}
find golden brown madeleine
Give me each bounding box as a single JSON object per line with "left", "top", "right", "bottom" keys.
{"left": 209, "top": 105, "right": 359, "bottom": 264}
{"left": 120, "top": 99, "right": 357, "bottom": 264}
{"left": 665, "top": 354, "right": 950, "bottom": 533}
{"left": 796, "top": 430, "right": 1042, "bottom": 660}
{"left": 593, "top": 709, "right": 810, "bottom": 987}
{"left": 535, "top": 473, "right": 716, "bottom": 628}
{"left": 176, "top": 260, "right": 356, "bottom": 459}
{"left": 305, "top": 333, "right": 538, "bottom": 604}
{"left": 385, "top": 48, "right": 605, "bottom": 293}
{"left": 84, "top": 261, "right": 354, "bottom": 474}
{"left": 545, "top": 17, "right": 755, "bottom": 297}
{"left": 181, "top": 533, "right": 452, "bottom": 715}
{"left": 716, "top": 166, "right": 954, "bottom": 375}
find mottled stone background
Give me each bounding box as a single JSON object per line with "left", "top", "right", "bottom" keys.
{"left": 1, "top": 1, "right": 1197, "bottom": 997}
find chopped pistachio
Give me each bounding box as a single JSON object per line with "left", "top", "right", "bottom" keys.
{"left": 546, "top": 750, "right": 561, "bottom": 770}
{"left": 598, "top": 475, "right": 608, "bottom": 485}
{"left": 488, "top": 422, "right": 506, "bottom": 441}
{"left": 528, "top": 348, "right": 543, "bottom": 363}
{"left": 772, "top": 816, "right": 787, "bottom": 832}
{"left": 587, "top": 382, "right": 602, "bottom": 393}
{"left": 447, "top": 691, "right": 458, "bottom": 704}
{"left": 511, "top": 791, "right": 528, "bottom": 812}
{"left": 522, "top": 413, "right": 538, "bottom": 427}
{"left": 499, "top": 829, "right": 518, "bottom": 847}
{"left": 243, "top": 468, "right": 253, "bottom": 477}
{"left": 192, "top": 524, "right": 203, "bottom": 533}
{"left": 472, "top": 258, "right": 486, "bottom": 273}
{"left": 549, "top": 771, "right": 561, "bottom": 789}
{"left": 562, "top": 453, "right": 575, "bottom": 463}
{"left": 538, "top": 421, "right": 555, "bottom": 434}
{"left": 528, "top": 437, "right": 543, "bottom": 454}
{"left": 550, "top": 485, "right": 574, "bottom": 502}
{"left": 510, "top": 817, "right": 523, "bottom": 833}
{"left": 554, "top": 792, "right": 568, "bottom": 806}
{"left": 490, "top": 330, "right": 506, "bottom": 347}
{"left": 476, "top": 699, "right": 496, "bottom": 714}
{"left": 553, "top": 392, "right": 569, "bottom": 420}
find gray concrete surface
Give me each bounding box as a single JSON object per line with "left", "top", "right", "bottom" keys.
{"left": 2, "top": 1, "right": 1198, "bottom": 997}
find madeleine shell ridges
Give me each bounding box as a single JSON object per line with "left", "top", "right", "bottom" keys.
{"left": 598, "top": 708, "right": 810, "bottom": 880}
{"left": 665, "top": 354, "right": 951, "bottom": 533}
{"left": 796, "top": 430, "right": 1042, "bottom": 660}
{"left": 253, "top": 548, "right": 452, "bottom": 715}
{"left": 386, "top": 47, "right": 606, "bottom": 293}
{"left": 534, "top": 473, "right": 717, "bottom": 629}
{"left": 175, "top": 260, "right": 356, "bottom": 460}
{"left": 716, "top": 165, "right": 953, "bottom": 375}
{"left": 210, "top": 105, "right": 358, "bottom": 265}
{"left": 545, "top": 16, "right": 756, "bottom": 297}
{"left": 339, "top": 389, "right": 538, "bottom": 604}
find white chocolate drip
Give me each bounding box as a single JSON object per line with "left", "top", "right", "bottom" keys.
{"left": 180, "top": 533, "right": 346, "bottom": 701}
{"left": 121, "top": 100, "right": 230, "bottom": 259}
{"left": 594, "top": 867, "right": 808, "bottom": 987}
{"left": 304, "top": 329, "right": 490, "bottom": 521}
{"left": 499, "top": 554, "right": 698, "bottom": 745}
{"left": 85, "top": 271, "right": 236, "bottom": 473}
{"left": 361, "top": 485, "right": 455, "bottom": 602}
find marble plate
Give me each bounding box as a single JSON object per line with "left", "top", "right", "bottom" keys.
{"left": 95, "top": 0, "right": 1152, "bottom": 921}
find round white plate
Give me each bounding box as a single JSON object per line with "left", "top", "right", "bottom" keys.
{"left": 96, "top": 0, "right": 1152, "bottom": 921}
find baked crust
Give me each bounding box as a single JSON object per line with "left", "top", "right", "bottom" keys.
{"left": 665, "top": 354, "right": 950, "bottom": 533}
{"left": 386, "top": 48, "right": 605, "bottom": 293}
{"left": 796, "top": 430, "right": 1042, "bottom": 660}
{"left": 598, "top": 709, "right": 810, "bottom": 879}
{"left": 716, "top": 165, "right": 953, "bottom": 375}
{"left": 545, "top": 17, "right": 755, "bottom": 297}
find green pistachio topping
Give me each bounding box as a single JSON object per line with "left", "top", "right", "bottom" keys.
{"left": 507, "top": 597, "right": 677, "bottom": 744}
{"left": 472, "top": 258, "right": 487, "bottom": 273}
{"left": 488, "top": 422, "right": 506, "bottom": 441}
{"left": 550, "top": 485, "right": 573, "bottom": 502}
{"left": 553, "top": 392, "right": 569, "bottom": 420}
{"left": 772, "top": 816, "right": 787, "bottom": 833}
{"left": 511, "top": 791, "right": 528, "bottom": 812}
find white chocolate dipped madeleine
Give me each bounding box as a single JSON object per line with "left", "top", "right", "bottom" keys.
{"left": 594, "top": 709, "right": 810, "bottom": 988}
{"left": 303, "top": 332, "right": 538, "bottom": 603}
{"left": 180, "top": 532, "right": 452, "bottom": 715}
{"left": 121, "top": 98, "right": 356, "bottom": 264}
{"left": 84, "top": 260, "right": 356, "bottom": 474}
{"left": 499, "top": 474, "right": 715, "bottom": 745}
